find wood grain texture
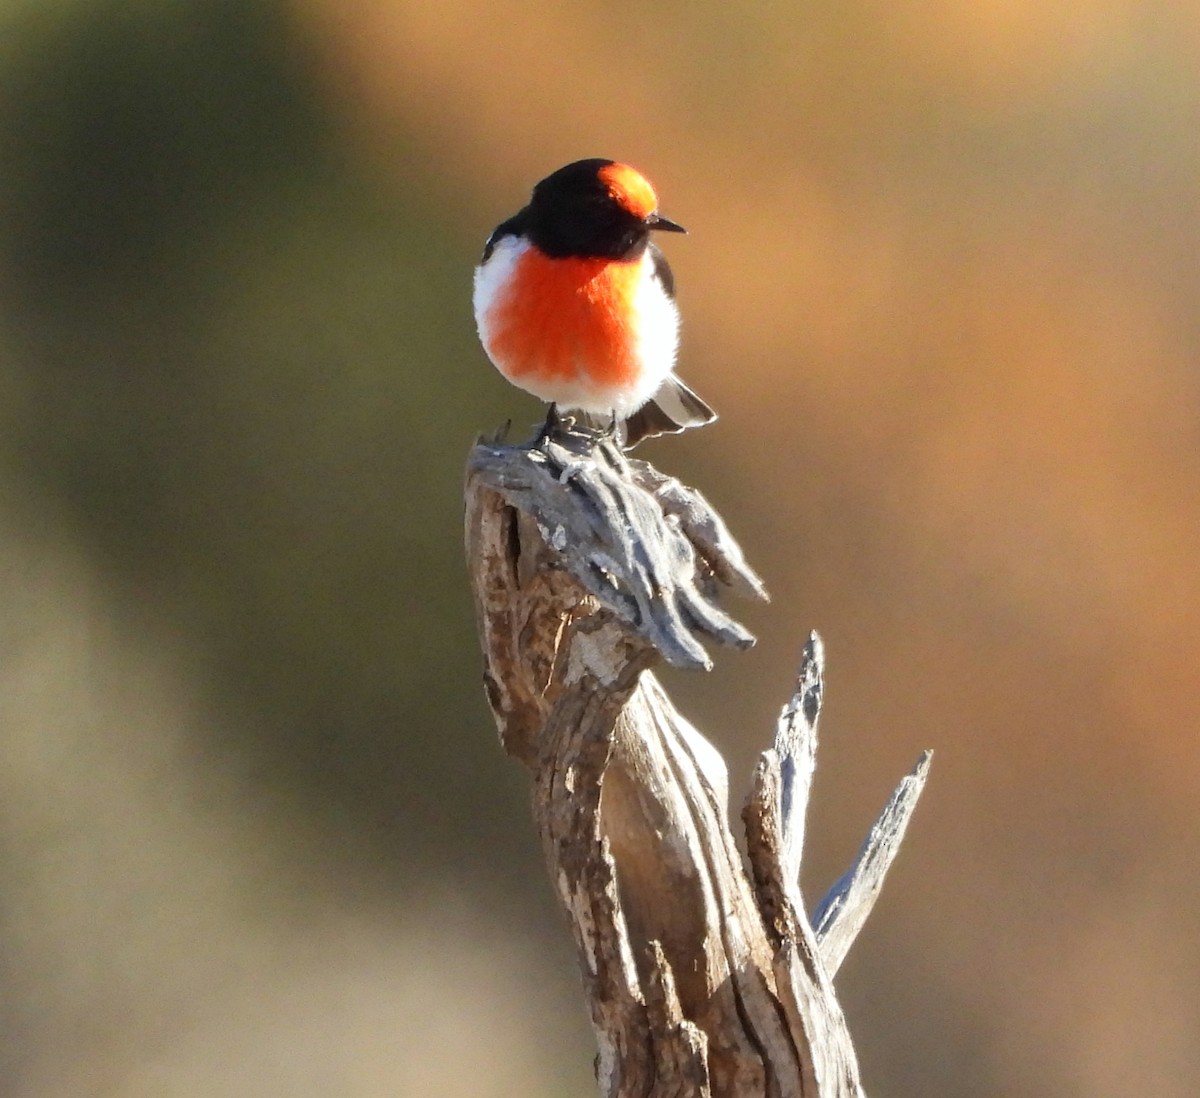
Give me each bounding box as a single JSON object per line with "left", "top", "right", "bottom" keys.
{"left": 465, "top": 430, "right": 930, "bottom": 1097}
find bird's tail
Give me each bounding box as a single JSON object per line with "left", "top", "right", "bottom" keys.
{"left": 622, "top": 376, "right": 717, "bottom": 448}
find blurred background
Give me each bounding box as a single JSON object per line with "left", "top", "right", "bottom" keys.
{"left": 0, "top": 0, "right": 1197, "bottom": 1094}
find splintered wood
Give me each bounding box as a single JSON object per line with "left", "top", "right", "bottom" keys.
{"left": 465, "top": 432, "right": 930, "bottom": 1098}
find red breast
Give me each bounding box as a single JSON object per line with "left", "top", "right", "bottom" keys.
{"left": 483, "top": 248, "right": 645, "bottom": 392}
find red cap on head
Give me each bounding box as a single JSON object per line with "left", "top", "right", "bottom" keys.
{"left": 597, "top": 162, "right": 659, "bottom": 220}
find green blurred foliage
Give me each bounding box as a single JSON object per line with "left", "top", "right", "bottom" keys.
{"left": 0, "top": 0, "right": 525, "bottom": 879}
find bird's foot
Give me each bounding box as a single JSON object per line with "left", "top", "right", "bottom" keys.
{"left": 535, "top": 405, "right": 608, "bottom": 455}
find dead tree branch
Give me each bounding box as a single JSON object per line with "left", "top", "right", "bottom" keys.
{"left": 464, "top": 431, "right": 931, "bottom": 1098}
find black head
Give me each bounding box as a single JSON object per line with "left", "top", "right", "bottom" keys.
{"left": 524, "top": 158, "right": 685, "bottom": 260}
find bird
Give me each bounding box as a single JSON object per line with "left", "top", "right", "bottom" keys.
{"left": 473, "top": 158, "right": 716, "bottom": 448}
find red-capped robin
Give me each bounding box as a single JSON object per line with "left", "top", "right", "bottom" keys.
{"left": 473, "top": 158, "right": 716, "bottom": 447}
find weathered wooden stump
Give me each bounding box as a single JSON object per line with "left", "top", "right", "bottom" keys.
{"left": 464, "top": 430, "right": 930, "bottom": 1098}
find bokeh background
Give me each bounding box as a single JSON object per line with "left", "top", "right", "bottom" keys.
{"left": 1, "top": 1, "right": 1197, "bottom": 1094}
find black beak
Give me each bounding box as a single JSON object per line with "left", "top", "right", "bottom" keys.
{"left": 646, "top": 212, "right": 687, "bottom": 234}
